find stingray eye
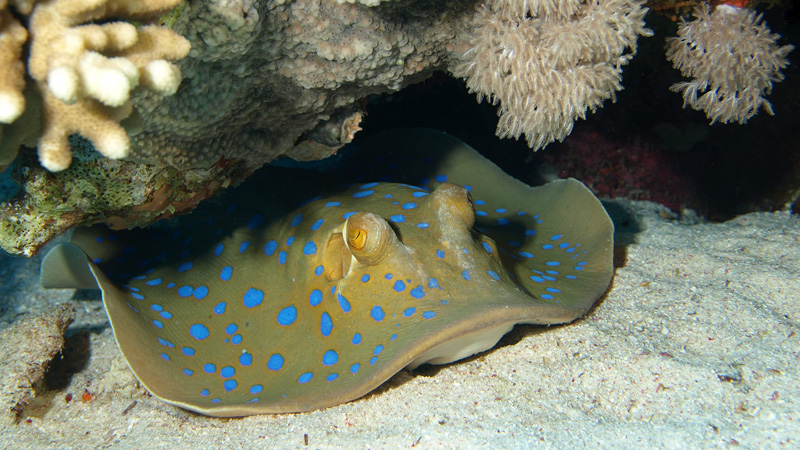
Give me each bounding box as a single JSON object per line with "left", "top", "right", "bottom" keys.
{"left": 430, "top": 182, "right": 475, "bottom": 230}
{"left": 344, "top": 212, "right": 396, "bottom": 266}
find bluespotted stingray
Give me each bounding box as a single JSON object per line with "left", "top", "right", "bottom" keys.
{"left": 41, "top": 129, "right": 614, "bottom": 417}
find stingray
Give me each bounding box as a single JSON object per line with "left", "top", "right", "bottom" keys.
{"left": 41, "top": 129, "right": 614, "bottom": 417}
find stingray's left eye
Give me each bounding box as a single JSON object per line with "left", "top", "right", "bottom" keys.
{"left": 344, "top": 212, "right": 396, "bottom": 266}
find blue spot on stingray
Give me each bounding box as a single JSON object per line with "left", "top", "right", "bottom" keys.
{"left": 545, "top": 261, "right": 560, "bottom": 266}
{"left": 546, "top": 287, "right": 562, "bottom": 293}
{"left": 560, "top": 242, "right": 570, "bottom": 248}
{"left": 322, "top": 350, "right": 339, "bottom": 366}
{"left": 542, "top": 294, "right": 554, "bottom": 300}
{"left": 239, "top": 241, "right": 250, "bottom": 253}
{"left": 385, "top": 273, "right": 393, "bottom": 280}
{"left": 402, "top": 202, "right": 417, "bottom": 209}
{"left": 178, "top": 285, "right": 193, "bottom": 297}
{"left": 525, "top": 229, "right": 537, "bottom": 236}
{"left": 315, "top": 265, "right": 324, "bottom": 276}
{"left": 223, "top": 380, "right": 237, "bottom": 392}
{"left": 325, "top": 201, "right": 341, "bottom": 207}
{"left": 277, "top": 306, "right": 297, "bottom": 325}
{"left": 403, "top": 307, "right": 416, "bottom": 317}
{"left": 279, "top": 251, "right": 287, "bottom": 265}
{"left": 167, "top": 282, "right": 175, "bottom": 289}
{"left": 474, "top": 199, "right": 486, "bottom": 205}
{"left": 410, "top": 286, "right": 425, "bottom": 299}
{"left": 145, "top": 278, "right": 162, "bottom": 286}
{"left": 95, "top": 236, "right": 105, "bottom": 243}
{"left": 412, "top": 191, "right": 428, "bottom": 198}
{"left": 423, "top": 311, "right": 437, "bottom": 319}
{"left": 462, "top": 270, "right": 471, "bottom": 281}
{"left": 225, "top": 323, "right": 238, "bottom": 335}
{"left": 369, "top": 356, "right": 378, "bottom": 366}
{"left": 543, "top": 244, "right": 554, "bottom": 250}
{"left": 177, "top": 262, "right": 193, "bottom": 273}
{"left": 183, "top": 369, "right": 193, "bottom": 376}
{"left": 157, "top": 337, "right": 174, "bottom": 347}
{"left": 220, "top": 266, "right": 233, "bottom": 281}
{"left": 303, "top": 241, "right": 317, "bottom": 255}
{"left": 350, "top": 333, "right": 363, "bottom": 346}
{"left": 434, "top": 174, "right": 448, "bottom": 182}
{"left": 463, "top": 248, "right": 470, "bottom": 254}
{"left": 213, "top": 302, "right": 226, "bottom": 314}
{"left": 247, "top": 214, "right": 264, "bottom": 229}
{"left": 350, "top": 363, "right": 360, "bottom": 374}
{"left": 391, "top": 333, "right": 398, "bottom": 341}
{"left": 201, "top": 389, "right": 210, "bottom": 397}
{"left": 519, "top": 251, "right": 534, "bottom": 258}
{"left": 306, "top": 289, "right": 322, "bottom": 307}
{"left": 417, "top": 222, "right": 430, "bottom": 229}
{"left": 182, "top": 347, "right": 195, "bottom": 356}
{"left": 267, "top": 354, "right": 284, "bottom": 371}
{"left": 286, "top": 236, "right": 295, "bottom": 247}
{"left": 311, "top": 218, "right": 325, "bottom": 230}
{"left": 565, "top": 275, "right": 578, "bottom": 280}
{"left": 353, "top": 190, "right": 374, "bottom": 198}
{"left": 203, "top": 363, "right": 216, "bottom": 373}
{"left": 250, "top": 385, "right": 263, "bottom": 394}
{"left": 436, "top": 249, "right": 445, "bottom": 259}
{"left": 361, "top": 274, "right": 370, "bottom": 283}
{"left": 131, "top": 292, "right": 144, "bottom": 300}
{"left": 374, "top": 345, "right": 384, "bottom": 356}
{"left": 343, "top": 211, "right": 357, "bottom": 219}
{"left": 530, "top": 276, "right": 545, "bottom": 283}
{"left": 578, "top": 261, "right": 588, "bottom": 266}
{"left": 371, "top": 305, "right": 385, "bottom": 322}
{"left": 297, "top": 373, "right": 314, "bottom": 384}
{"left": 220, "top": 366, "right": 236, "bottom": 378}
{"left": 488, "top": 270, "right": 501, "bottom": 281}
{"left": 337, "top": 293, "right": 351, "bottom": 313}
{"left": 390, "top": 214, "right": 406, "bottom": 223}
{"left": 243, "top": 288, "right": 264, "bottom": 308}
{"left": 476, "top": 210, "right": 488, "bottom": 216}
{"left": 428, "top": 278, "right": 440, "bottom": 289}
{"left": 497, "top": 218, "right": 510, "bottom": 226}
{"left": 327, "top": 374, "right": 339, "bottom": 382}
{"left": 193, "top": 286, "right": 209, "bottom": 300}
{"left": 393, "top": 280, "right": 406, "bottom": 292}
{"left": 482, "top": 242, "right": 493, "bottom": 254}
{"left": 290, "top": 213, "right": 303, "bottom": 227}
{"left": 264, "top": 240, "right": 277, "bottom": 255}
{"left": 574, "top": 266, "right": 585, "bottom": 271}
{"left": 320, "top": 312, "right": 333, "bottom": 336}
{"left": 160, "top": 311, "right": 173, "bottom": 320}
{"left": 160, "top": 353, "right": 170, "bottom": 361}
{"left": 495, "top": 208, "right": 508, "bottom": 213}
{"left": 360, "top": 182, "right": 379, "bottom": 189}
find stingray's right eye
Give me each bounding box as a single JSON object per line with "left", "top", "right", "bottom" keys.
{"left": 344, "top": 212, "right": 396, "bottom": 266}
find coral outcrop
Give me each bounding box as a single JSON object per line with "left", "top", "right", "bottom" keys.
{"left": 451, "top": 0, "right": 652, "bottom": 150}
{"left": 665, "top": 3, "right": 794, "bottom": 124}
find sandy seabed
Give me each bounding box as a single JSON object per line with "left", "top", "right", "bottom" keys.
{"left": 0, "top": 199, "right": 797, "bottom": 449}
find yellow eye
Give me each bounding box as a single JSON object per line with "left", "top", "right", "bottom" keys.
{"left": 344, "top": 212, "right": 397, "bottom": 266}
{"left": 347, "top": 226, "right": 367, "bottom": 251}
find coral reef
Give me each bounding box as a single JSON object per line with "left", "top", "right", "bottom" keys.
{"left": 0, "top": 303, "right": 75, "bottom": 424}
{"left": 665, "top": 3, "right": 794, "bottom": 124}
{"left": 451, "top": 0, "right": 652, "bottom": 150}
{"left": 1, "top": 0, "right": 190, "bottom": 172}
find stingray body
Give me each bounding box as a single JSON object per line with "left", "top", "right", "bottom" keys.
{"left": 42, "top": 129, "right": 614, "bottom": 416}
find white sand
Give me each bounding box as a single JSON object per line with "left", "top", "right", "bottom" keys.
{"left": 1, "top": 199, "right": 798, "bottom": 449}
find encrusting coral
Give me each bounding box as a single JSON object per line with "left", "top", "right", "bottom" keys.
{"left": 451, "top": 0, "right": 652, "bottom": 150}
{"left": 665, "top": 3, "right": 794, "bottom": 124}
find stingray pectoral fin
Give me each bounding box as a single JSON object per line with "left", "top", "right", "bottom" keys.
{"left": 40, "top": 243, "right": 100, "bottom": 289}
{"left": 402, "top": 296, "right": 585, "bottom": 370}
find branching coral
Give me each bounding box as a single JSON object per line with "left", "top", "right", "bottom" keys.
{"left": 0, "top": 0, "right": 190, "bottom": 172}
{"left": 451, "top": 0, "right": 652, "bottom": 150}
{"left": 665, "top": 3, "right": 794, "bottom": 124}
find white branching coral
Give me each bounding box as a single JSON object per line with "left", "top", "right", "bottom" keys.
{"left": 0, "top": 0, "right": 190, "bottom": 172}
{"left": 451, "top": 0, "right": 651, "bottom": 150}
{"left": 665, "top": 4, "right": 794, "bottom": 125}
